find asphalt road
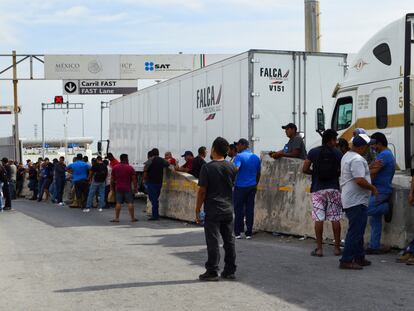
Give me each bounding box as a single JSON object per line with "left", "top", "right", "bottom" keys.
{"left": 0, "top": 199, "right": 413, "bottom": 311}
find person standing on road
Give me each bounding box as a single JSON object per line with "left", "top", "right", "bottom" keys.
{"left": 110, "top": 154, "right": 138, "bottom": 223}
{"left": 233, "top": 138, "right": 261, "bottom": 240}
{"left": 28, "top": 162, "right": 39, "bottom": 201}
{"left": 227, "top": 144, "right": 237, "bottom": 163}
{"left": 303, "top": 129, "right": 343, "bottom": 257}
{"left": 338, "top": 138, "right": 350, "bottom": 155}
{"left": 54, "top": 156, "right": 66, "bottom": 206}
{"left": 366, "top": 132, "right": 395, "bottom": 254}
{"left": 86, "top": 156, "right": 108, "bottom": 212}
{"left": 8, "top": 159, "right": 17, "bottom": 200}
{"left": 190, "top": 146, "right": 207, "bottom": 179}
{"left": 16, "top": 162, "right": 25, "bottom": 198}
{"left": 37, "top": 158, "right": 54, "bottom": 202}
{"left": 397, "top": 174, "right": 414, "bottom": 265}
{"left": 339, "top": 134, "right": 378, "bottom": 270}
{"left": 196, "top": 137, "right": 237, "bottom": 281}
{"left": 107, "top": 153, "right": 120, "bottom": 168}
{"left": 67, "top": 154, "right": 91, "bottom": 212}
{"left": 0, "top": 163, "right": 7, "bottom": 209}
{"left": 144, "top": 148, "right": 169, "bottom": 221}
{"left": 103, "top": 159, "right": 112, "bottom": 208}
{"left": 1, "top": 158, "right": 12, "bottom": 209}
{"left": 270, "top": 123, "right": 307, "bottom": 160}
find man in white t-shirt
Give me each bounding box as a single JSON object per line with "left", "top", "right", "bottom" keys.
{"left": 339, "top": 133, "right": 378, "bottom": 270}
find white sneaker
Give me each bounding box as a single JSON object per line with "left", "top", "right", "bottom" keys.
{"left": 246, "top": 236, "right": 252, "bottom": 240}
{"left": 235, "top": 235, "right": 242, "bottom": 240}
{"left": 98, "top": 208, "right": 103, "bottom": 212}
{"left": 83, "top": 208, "right": 90, "bottom": 213}
{"left": 58, "top": 202, "right": 64, "bottom": 207}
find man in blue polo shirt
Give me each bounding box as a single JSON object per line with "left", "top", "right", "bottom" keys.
{"left": 366, "top": 132, "right": 395, "bottom": 254}
{"left": 67, "top": 153, "right": 91, "bottom": 212}
{"left": 233, "top": 138, "right": 261, "bottom": 239}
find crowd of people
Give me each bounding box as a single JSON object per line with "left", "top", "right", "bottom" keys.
{"left": 191, "top": 124, "right": 414, "bottom": 280}
{"left": 1, "top": 122, "right": 414, "bottom": 281}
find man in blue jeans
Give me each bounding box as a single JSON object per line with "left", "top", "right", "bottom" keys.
{"left": 54, "top": 156, "right": 66, "bottom": 206}
{"left": 86, "top": 156, "right": 108, "bottom": 212}
{"left": 339, "top": 133, "right": 378, "bottom": 270}
{"left": 67, "top": 154, "right": 91, "bottom": 212}
{"left": 144, "top": 148, "right": 169, "bottom": 220}
{"left": 233, "top": 138, "right": 261, "bottom": 240}
{"left": 366, "top": 132, "right": 395, "bottom": 254}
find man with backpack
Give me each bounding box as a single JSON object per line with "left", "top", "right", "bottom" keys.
{"left": 303, "top": 129, "right": 343, "bottom": 257}
{"left": 86, "top": 156, "right": 108, "bottom": 212}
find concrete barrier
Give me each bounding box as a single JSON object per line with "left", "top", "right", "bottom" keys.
{"left": 147, "top": 168, "right": 198, "bottom": 222}
{"left": 143, "top": 157, "right": 414, "bottom": 248}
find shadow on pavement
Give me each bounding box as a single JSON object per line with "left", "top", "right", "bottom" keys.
{"left": 142, "top": 230, "right": 413, "bottom": 311}
{"left": 54, "top": 279, "right": 200, "bottom": 293}
{"left": 12, "top": 199, "right": 193, "bottom": 230}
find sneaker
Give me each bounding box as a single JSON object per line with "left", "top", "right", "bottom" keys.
{"left": 98, "top": 208, "right": 103, "bottom": 212}
{"left": 246, "top": 235, "right": 252, "bottom": 240}
{"left": 355, "top": 258, "right": 371, "bottom": 267}
{"left": 82, "top": 209, "right": 90, "bottom": 213}
{"left": 406, "top": 257, "right": 414, "bottom": 265}
{"left": 220, "top": 272, "right": 236, "bottom": 280}
{"left": 339, "top": 262, "right": 363, "bottom": 270}
{"left": 396, "top": 253, "right": 413, "bottom": 263}
{"left": 58, "top": 202, "right": 64, "bottom": 207}
{"left": 199, "top": 271, "right": 219, "bottom": 282}
{"left": 235, "top": 235, "right": 242, "bottom": 240}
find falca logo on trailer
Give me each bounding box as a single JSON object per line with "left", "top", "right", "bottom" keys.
{"left": 144, "top": 61, "right": 171, "bottom": 72}
{"left": 196, "top": 85, "right": 222, "bottom": 121}
{"left": 260, "top": 67, "right": 289, "bottom": 92}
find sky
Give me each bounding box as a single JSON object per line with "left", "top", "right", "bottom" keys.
{"left": 0, "top": 0, "right": 413, "bottom": 149}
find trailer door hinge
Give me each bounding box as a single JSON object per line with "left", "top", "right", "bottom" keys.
{"left": 251, "top": 114, "right": 260, "bottom": 119}
{"left": 250, "top": 58, "right": 260, "bottom": 63}
{"left": 251, "top": 92, "right": 260, "bottom": 97}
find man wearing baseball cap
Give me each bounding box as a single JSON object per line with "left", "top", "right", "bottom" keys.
{"left": 177, "top": 151, "right": 194, "bottom": 174}
{"left": 339, "top": 132, "right": 378, "bottom": 270}
{"left": 270, "top": 123, "right": 307, "bottom": 160}
{"left": 353, "top": 128, "right": 375, "bottom": 164}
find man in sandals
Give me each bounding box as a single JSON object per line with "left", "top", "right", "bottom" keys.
{"left": 303, "top": 129, "right": 343, "bottom": 257}
{"left": 110, "top": 154, "right": 138, "bottom": 223}
{"left": 339, "top": 133, "right": 378, "bottom": 270}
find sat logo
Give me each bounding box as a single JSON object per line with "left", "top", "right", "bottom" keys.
{"left": 144, "top": 61, "right": 171, "bottom": 71}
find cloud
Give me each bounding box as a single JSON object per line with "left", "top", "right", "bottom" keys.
{"left": 121, "top": 0, "right": 204, "bottom": 11}
{"left": 0, "top": 15, "right": 23, "bottom": 49}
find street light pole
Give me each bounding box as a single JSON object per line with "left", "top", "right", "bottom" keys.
{"left": 41, "top": 103, "right": 45, "bottom": 159}
{"left": 100, "top": 101, "right": 110, "bottom": 155}
{"left": 12, "top": 50, "right": 21, "bottom": 162}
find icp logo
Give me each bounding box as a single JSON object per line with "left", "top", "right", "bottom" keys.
{"left": 145, "top": 62, "right": 154, "bottom": 71}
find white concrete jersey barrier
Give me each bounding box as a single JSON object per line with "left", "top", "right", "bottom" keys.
{"left": 151, "top": 157, "right": 414, "bottom": 248}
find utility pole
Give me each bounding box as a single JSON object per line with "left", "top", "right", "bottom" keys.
{"left": 304, "top": 0, "right": 321, "bottom": 52}
{"left": 12, "top": 50, "right": 21, "bottom": 162}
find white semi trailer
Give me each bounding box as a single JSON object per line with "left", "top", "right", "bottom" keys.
{"left": 109, "top": 49, "right": 347, "bottom": 170}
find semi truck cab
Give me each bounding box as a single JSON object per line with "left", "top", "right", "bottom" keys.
{"left": 317, "top": 14, "right": 414, "bottom": 171}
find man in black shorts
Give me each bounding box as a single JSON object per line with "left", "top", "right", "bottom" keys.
{"left": 196, "top": 137, "right": 237, "bottom": 281}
